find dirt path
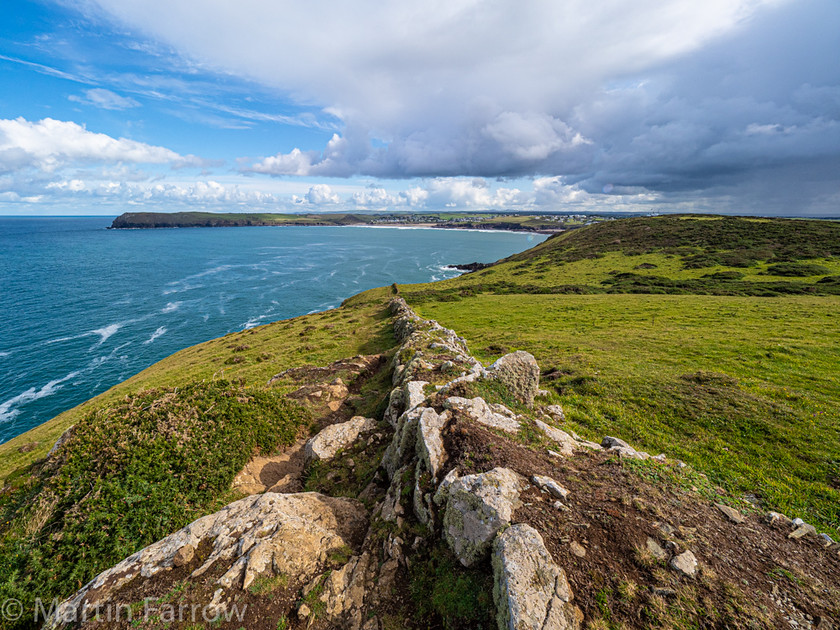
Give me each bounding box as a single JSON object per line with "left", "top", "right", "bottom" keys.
{"left": 232, "top": 439, "right": 307, "bottom": 494}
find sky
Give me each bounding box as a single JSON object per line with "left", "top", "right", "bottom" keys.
{"left": 0, "top": 0, "right": 838, "bottom": 216}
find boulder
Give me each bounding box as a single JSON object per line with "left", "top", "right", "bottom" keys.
{"left": 416, "top": 408, "right": 449, "bottom": 479}
{"left": 305, "top": 416, "right": 377, "bottom": 465}
{"left": 789, "top": 523, "right": 817, "bottom": 539}
{"left": 490, "top": 351, "right": 540, "bottom": 406}
{"left": 715, "top": 503, "right": 745, "bottom": 524}
{"left": 670, "top": 550, "right": 698, "bottom": 578}
{"left": 445, "top": 396, "right": 521, "bottom": 434}
{"left": 309, "top": 552, "right": 374, "bottom": 630}
{"left": 535, "top": 419, "right": 576, "bottom": 456}
{"left": 543, "top": 404, "right": 566, "bottom": 422}
{"left": 531, "top": 475, "right": 569, "bottom": 500}
{"left": 47, "top": 492, "right": 367, "bottom": 628}
{"left": 442, "top": 467, "right": 526, "bottom": 566}
{"left": 404, "top": 380, "right": 430, "bottom": 411}
{"left": 492, "top": 524, "right": 583, "bottom": 630}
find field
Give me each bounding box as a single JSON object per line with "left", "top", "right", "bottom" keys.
{"left": 409, "top": 293, "right": 840, "bottom": 537}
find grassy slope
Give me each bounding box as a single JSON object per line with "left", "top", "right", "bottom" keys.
{"left": 397, "top": 215, "right": 840, "bottom": 537}
{"left": 0, "top": 298, "right": 395, "bottom": 481}
{"left": 402, "top": 215, "right": 840, "bottom": 298}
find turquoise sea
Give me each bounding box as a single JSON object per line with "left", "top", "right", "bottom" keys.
{"left": 0, "top": 217, "right": 545, "bottom": 444}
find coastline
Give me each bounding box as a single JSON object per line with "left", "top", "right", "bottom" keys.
{"left": 107, "top": 211, "right": 576, "bottom": 234}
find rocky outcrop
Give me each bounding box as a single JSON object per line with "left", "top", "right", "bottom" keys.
{"left": 417, "top": 407, "right": 449, "bottom": 479}
{"left": 47, "top": 492, "right": 367, "bottom": 628}
{"left": 489, "top": 350, "right": 540, "bottom": 406}
{"left": 304, "top": 415, "right": 377, "bottom": 465}
{"left": 445, "top": 396, "right": 522, "bottom": 434}
{"left": 536, "top": 418, "right": 578, "bottom": 456}
{"left": 55, "top": 296, "right": 794, "bottom": 630}
{"left": 493, "top": 524, "right": 583, "bottom": 630}
{"left": 442, "top": 467, "right": 526, "bottom": 567}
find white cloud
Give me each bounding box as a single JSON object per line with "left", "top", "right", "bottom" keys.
{"left": 304, "top": 184, "right": 341, "bottom": 205}
{"left": 69, "top": 88, "right": 141, "bottom": 110}
{"left": 0, "top": 117, "right": 203, "bottom": 172}
{"left": 351, "top": 186, "right": 400, "bottom": 207}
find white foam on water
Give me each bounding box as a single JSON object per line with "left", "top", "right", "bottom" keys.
{"left": 0, "top": 351, "right": 9, "bottom": 359}
{"left": 143, "top": 326, "right": 167, "bottom": 344}
{"left": 0, "top": 371, "right": 81, "bottom": 424}
{"left": 163, "top": 265, "right": 234, "bottom": 294}
{"left": 161, "top": 301, "right": 182, "bottom": 313}
{"left": 92, "top": 323, "right": 122, "bottom": 346}
{"left": 44, "top": 332, "right": 91, "bottom": 345}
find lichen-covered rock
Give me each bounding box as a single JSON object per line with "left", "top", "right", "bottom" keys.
{"left": 405, "top": 380, "right": 430, "bottom": 411}
{"left": 383, "top": 387, "right": 405, "bottom": 428}
{"left": 670, "top": 550, "right": 698, "bottom": 577}
{"left": 416, "top": 408, "right": 449, "bottom": 479}
{"left": 304, "top": 416, "right": 377, "bottom": 465}
{"left": 442, "top": 467, "right": 526, "bottom": 566}
{"left": 310, "top": 552, "right": 375, "bottom": 630}
{"left": 490, "top": 350, "right": 540, "bottom": 406}
{"left": 493, "top": 523, "right": 583, "bottom": 630}
{"left": 445, "top": 396, "right": 521, "bottom": 434}
{"left": 47, "top": 492, "right": 368, "bottom": 629}
{"left": 543, "top": 404, "right": 566, "bottom": 422}
{"left": 382, "top": 406, "right": 424, "bottom": 478}
{"left": 601, "top": 436, "right": 629, "bottom": 449}
{"left": 535, "top": 418, "right": 576, "bottom": 456}
{"left": 531, "top": 474, "right": 569, "bottom": 500}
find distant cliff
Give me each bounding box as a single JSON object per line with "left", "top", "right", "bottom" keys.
{"left": 109, "top": 211, "right": 572, "bottom": 232}
{"left": 109, "top": 211, "right": 368, "bottom": 229}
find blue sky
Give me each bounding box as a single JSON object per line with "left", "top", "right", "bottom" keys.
{"left": 1, "top": 0, "right": 838, "bottom": 215}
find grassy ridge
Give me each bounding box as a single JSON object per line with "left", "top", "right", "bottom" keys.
{"left": 401, "top": 215, "right": 840, "bottom": 299}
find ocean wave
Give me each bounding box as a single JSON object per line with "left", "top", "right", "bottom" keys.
{"left": 0, "top": 371, "right": 81, "bottom": 424}
{"left": 162, "top": 265, "right": 234, "bottom": 294}
{"left": 161, "top": 301, "right": 182, "bottom": 313}
{"left": 92, "top": 323, "right": 122, "bottom": 346}
{"left": 143, "top": 326, "right": 167, "bottom": 344}
{"left": 0, "top": 351, "right": 9, "bottom": 359}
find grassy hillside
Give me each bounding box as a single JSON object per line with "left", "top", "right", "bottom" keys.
{"left": 394, "top": 215, "right": 840, "bottom": 537}
{"left": 402, "top": 215, "right": 840, "bottom": 299}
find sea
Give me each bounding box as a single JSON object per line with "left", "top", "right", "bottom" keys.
{"left": 0, "top": 216, "right": 546, "bottom": 444}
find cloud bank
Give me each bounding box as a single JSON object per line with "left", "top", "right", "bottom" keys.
{"left": 0, "top": 117, "right": 202, "bottom": 172}
{"left": 83, "top": 0, "right": 840, "bottom": 214}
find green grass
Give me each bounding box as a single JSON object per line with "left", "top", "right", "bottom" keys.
{"left": 400, "top": 215, "right": 840, "bottom": 300}
{"left": 409, "top": 293, "right": 840, "bottom": 538}
{"left": 0, "top": 380, "right": 308, "bottom": 629}
{"left": 0, "top": 299, "right": 395, "bottom": 482}
{"left": 409, "top": 544, "right": 495, "bottom": 629}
